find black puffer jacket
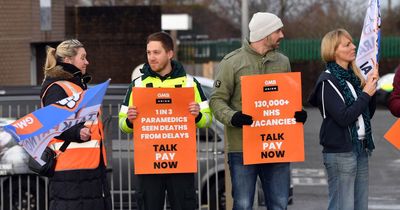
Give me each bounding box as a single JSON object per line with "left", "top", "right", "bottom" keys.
{"left": 41, "top": 62, "right": 111, "bottom": 210}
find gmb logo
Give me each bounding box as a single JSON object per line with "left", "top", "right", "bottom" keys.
{"left": 56, "top": 93, "right": 81, "bottom": 109}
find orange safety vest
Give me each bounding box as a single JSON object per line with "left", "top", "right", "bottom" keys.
{"left": 42, "top": 81, "right": 107, "bottom": 171}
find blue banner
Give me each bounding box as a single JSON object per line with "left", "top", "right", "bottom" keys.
{"left": 3, "top": 79, "right": 110, "bottom": 165}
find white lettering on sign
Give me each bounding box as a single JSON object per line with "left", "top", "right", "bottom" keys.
{"left": 155, "top": 152, "right": 176, "bottom": 161}
{"left": 264, "top": 80, "right": 276, "bottom": 85}
{"left": 157, "top": 93, "right": 170, "bottom": 97}
{"left": 263, "top": 142, "right": 283, "bottom": 150}
{"left": 13, "top": 117, "right": 34, "bottom": 129}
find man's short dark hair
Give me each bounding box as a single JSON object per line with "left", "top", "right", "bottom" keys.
{"left": 147, "top": 32, "right": 174, "bottom": 52}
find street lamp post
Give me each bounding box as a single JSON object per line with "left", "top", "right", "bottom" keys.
{"left": 241, "top": 0, "right": 249, "bottom": 41}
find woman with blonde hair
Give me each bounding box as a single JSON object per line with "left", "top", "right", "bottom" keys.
{"left": 308, "top": 29, "right": 378, "bottom": 210}
{"left": 41, "top": 39, "right": 111, "bottom": 210}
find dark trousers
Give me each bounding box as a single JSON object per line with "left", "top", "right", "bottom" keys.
{"left": 136, "top": 173, "right": 196, "bottom": 210}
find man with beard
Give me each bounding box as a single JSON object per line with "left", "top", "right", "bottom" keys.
{"left": 118, "top": 32, "right": 212, "bottom": 210}
{"left": 209, "top": 12, "right": 307, "bottom": 210}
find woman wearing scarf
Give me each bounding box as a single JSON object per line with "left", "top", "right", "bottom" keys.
{"left": 308, "top": 29, "right": 378, "bottom": 210}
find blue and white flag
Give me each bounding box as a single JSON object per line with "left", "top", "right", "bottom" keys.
{"left": 3, "top": 79, "right": 110, "bottom": 165}
{"left": 356, "top": 0, "right": 381, "bottom": 78}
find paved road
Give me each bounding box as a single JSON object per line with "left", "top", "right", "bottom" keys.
{"left": 288, "top": 107, "right": 400, "bottom": 210}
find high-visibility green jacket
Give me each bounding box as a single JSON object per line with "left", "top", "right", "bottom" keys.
{"left": 119, "top": 60, "right": 212, "bottom": 133}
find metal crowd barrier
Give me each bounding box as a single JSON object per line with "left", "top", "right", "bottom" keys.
{"left": 0, "top": 103, "right": 224, "bottom": 210}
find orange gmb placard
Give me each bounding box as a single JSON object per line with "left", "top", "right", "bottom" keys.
{"left": 132, "top": 87, "right": 196, "bottom": 174}
{"left": 384, "top": 119, "right": 400, "bottom": 150}
{"left": 241, "top": 72, "right": 304, "bottom": 165}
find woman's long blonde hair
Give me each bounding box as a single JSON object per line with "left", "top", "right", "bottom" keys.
{"left": 320, "top": 29, "right": 365, "bottom": 87}
{"left": 44, "top": 39, "right": 84, "bottom": 73}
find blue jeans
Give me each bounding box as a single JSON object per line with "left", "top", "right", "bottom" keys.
{"left": 228, "top": 152, "right": 290, "bottom": 210}
{"left": 323, "top": 150, "right": 369, "bottom": 210}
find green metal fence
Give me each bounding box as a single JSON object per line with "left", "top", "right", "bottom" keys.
{"left": 178, "top": 37, "right": 400, "bottom": 63}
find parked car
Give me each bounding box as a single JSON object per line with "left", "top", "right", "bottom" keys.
{"left": 0, "top": 118, "right": 29, "bottom": 175}
{"left": 0, "top": 118, "right": 47, "bottom": 210}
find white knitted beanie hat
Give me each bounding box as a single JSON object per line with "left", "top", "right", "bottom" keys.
{"left": 249, "top": 12, "right": 283, "bottom": 42}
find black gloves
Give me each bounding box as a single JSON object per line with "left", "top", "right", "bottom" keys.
{"left": 231, "top": 111, "right": 253, "bottom": 128}
{"left": 294, "top": 109, "right": 307, "bottom": 124}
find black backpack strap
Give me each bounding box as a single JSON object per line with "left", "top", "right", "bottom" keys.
{"left": 59, "top": 141, "right": 71, "bottom": 152}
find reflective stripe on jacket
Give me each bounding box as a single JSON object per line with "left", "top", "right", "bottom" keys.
{"left": 118, "top": 62, "right": 212, "bottom": 134}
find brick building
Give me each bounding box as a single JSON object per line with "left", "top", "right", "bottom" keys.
{"left": 64, "top": 6, "right": 161, "bottom": 84}
{"left": 0, "top": 2, "right": 160, "bottom": 85}
{"left": 0, "top": 1, "right": 65, "bottom": 85}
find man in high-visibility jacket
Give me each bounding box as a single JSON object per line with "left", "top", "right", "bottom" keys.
{"left": 119, "top": 32, "right": 212, "bottom": 210}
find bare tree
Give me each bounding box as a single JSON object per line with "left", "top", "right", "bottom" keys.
{"left": 285, "top": 0, "right": 367, "bottom": 38}
{"left": 382, "top": 3, "right": 400, "bottom": 35}
{"left": 69, "top": 0, "right": 396, "bottom": 38}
